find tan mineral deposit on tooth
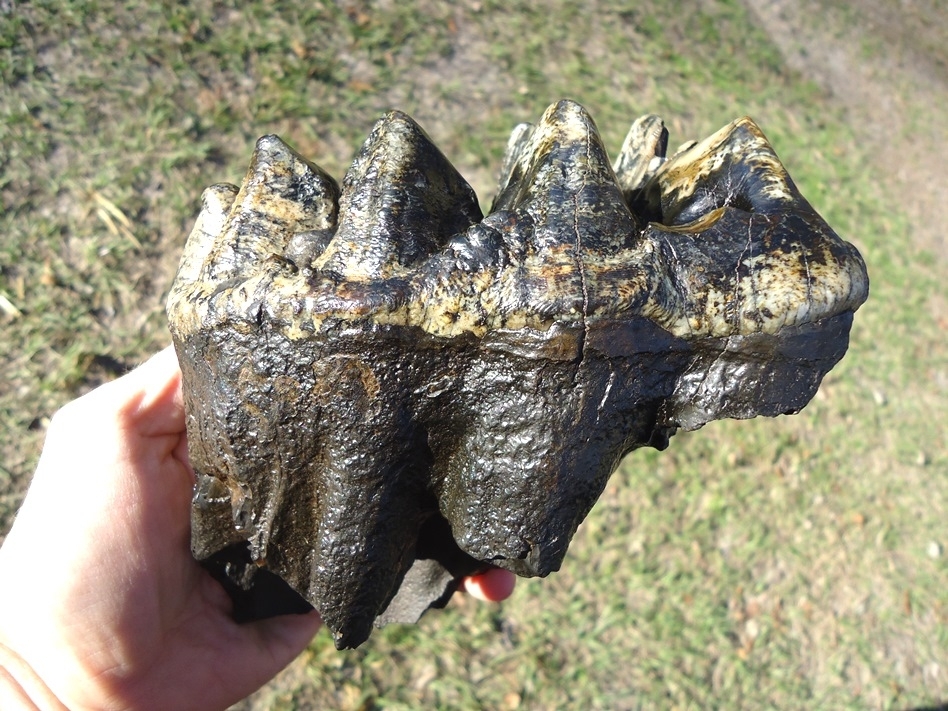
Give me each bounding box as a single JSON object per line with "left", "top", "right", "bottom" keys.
{"left": 167, "top": 99, "right": 869, "bottom": 649}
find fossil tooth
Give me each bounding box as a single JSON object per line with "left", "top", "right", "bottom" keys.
{"left": 167, "top": 100, "right": 869, "bottom": 649}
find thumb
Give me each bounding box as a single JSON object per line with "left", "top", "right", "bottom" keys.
{"left": 216, "top": 608, "right": 323, "bottom": 692}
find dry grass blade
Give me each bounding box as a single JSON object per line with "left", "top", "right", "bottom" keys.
{"left": 90, "top": 189, "right": 142, "bottom": 249}
{"left": 0, "top": 291, "right": 22, "bottom": 319}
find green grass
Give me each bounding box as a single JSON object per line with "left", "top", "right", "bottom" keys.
{"left": 2, "top": 1, "right": 946, "bottom": 709}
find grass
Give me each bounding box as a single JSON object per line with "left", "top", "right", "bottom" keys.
{"left": 2, "top": 0, "right": 946, "bottom": 709}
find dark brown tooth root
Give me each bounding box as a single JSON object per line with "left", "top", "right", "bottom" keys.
{"left": 167, "top": 100, "right": 869, "bottom": 649}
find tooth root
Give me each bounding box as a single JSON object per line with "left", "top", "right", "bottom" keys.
{"left": 439, "top": 358, "right": 623, "bottom": 578}
{"left": 612, "top": 114, "right": 668, "bottom": 198}
{"left": 204, "top": 135, "right": 339, "bottom": 282}
{"left": 316, "top": 111, "right": 483, "bottom": 281}
{"left": 312, "top": 440, "right": 426, "bottom": 650}
{"left": 438, "top": 368, "right": 570, "bottom": 574}
{"left": 303, "top": 358, "right": 430, "bottom": 649}
{"left": 490, "top": 99, "right": 637, "bottom": 254}
{"left": 654, "top": 117, "right": 800, "bottom": 226}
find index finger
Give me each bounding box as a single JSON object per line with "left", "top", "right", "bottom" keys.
{"left": 462, "top": 568, "right": 517, "bottom": 603}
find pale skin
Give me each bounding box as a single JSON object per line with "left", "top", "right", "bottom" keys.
{"left": 0, "top": 347, "right": 515, "bottom": 711}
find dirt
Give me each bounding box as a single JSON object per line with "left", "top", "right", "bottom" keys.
{"left": 741, "top": 0, "right": 948, "bottom": 260}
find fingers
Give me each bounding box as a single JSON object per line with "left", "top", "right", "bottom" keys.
{"left": 244, "top": 609, "right": 323, "bottom": 654}
{"left": 39, "top": 346, "right": 183, "bottom": 457}
{"left": 462, "top": 568, "right": 517, "bottom": 603}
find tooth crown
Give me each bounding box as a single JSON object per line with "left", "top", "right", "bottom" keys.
{"left": 170, "top": 101, "right": 867, "bottom": 342}
{"left": 167, "top": 100, "right": 868, "bottom": 648}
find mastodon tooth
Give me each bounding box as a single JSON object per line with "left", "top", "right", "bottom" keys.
{"left": 167, "top": 100, "right": 869, "bottom": 649}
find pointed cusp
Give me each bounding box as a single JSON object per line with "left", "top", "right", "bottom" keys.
{"left": 202, "top": 135, "right": 340, "bottom": 283}
{"left": 172, "top": 183, "right": 239, "bottom": 286}
{"left": 490, "top": 99, "right": 637, "bottom": 255}
{"left": 315, "top": 111, "right": 483, "bottom": 281}
{"left": 612, "top": 114, "right": 668, "bottom": 200}
{"left": 649, "top": 117, "right": 802, "bottom": 226}
{"left": 494, "top": 121, "right": 536, "bottom": 204}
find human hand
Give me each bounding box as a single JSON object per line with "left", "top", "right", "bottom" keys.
{"left": 0, "top": 346, "right": 514, "bottom": 711}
